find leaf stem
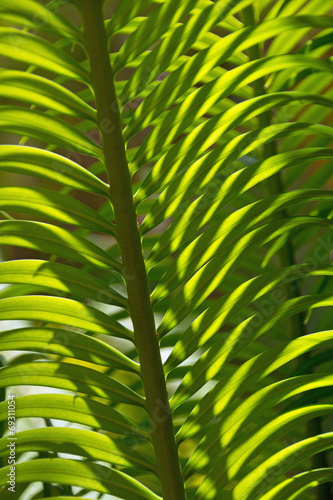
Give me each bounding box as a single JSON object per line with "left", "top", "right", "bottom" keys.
{"left": 78, "top": 1, "right": 186, "bottom": 498}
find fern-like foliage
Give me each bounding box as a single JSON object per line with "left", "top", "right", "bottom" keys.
{"left": 0, "top": 0, "right": 332, "bottom": 499}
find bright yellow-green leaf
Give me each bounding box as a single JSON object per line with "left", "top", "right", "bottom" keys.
{"left": 0, "top": 28, "right": 89, "bottom": 81}
{"left": 0, "top": 459, "right": 161, "bottom": 500}
{"left": 0, "top": 427, "right": 155, "bottom": 471}
{"left": 0, "top": 260, "right": 125, "bottom": 306}
{"left": 0, "top": 107, "right": 102, "bottom": 160}
{"left": 0, "top": 0, "right": 82, "bottom": 41}
{"left": 0, "top": 220, "right": 119, "bottom": 270}
{"left": 0, "top": 327, "right": 139, "bottom": 372}
{"left": 0, "top": 295, "right": 131, "bottom": 340}
{"left": 0, "top": 146, "right": 109, "bottom": 195}
{"left": 0, "top": 361, "right": 143, "bottom": 405}
{"left": 0, "top": 70, "right": 96, "bottom": 120}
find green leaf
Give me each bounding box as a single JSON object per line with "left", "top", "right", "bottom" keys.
{"left": 166, "top": 267, "right": 333, "bottom": 391}
{"left": 0, "top": 187, "right": 114, "bottom": 234}
{"left": 0, "top": 458, "right": 162, "bottom": 500}
{"left": 152, "top": 189, "right": 333, "bottom": 303}
{"left": 186, "top": 372, "right": 333, "bottom": 493}
{"left": 126, "top": 15, "right": 333, "bottom": 143}
{"left": 0, "top": 0, "right": 82, "bottom": 41}
{"left": 113, "top": 0, "right": 202, "bottom": 72}
{"left": 0, "top": 427, "right": 156, "bottom": 472}
{"left": 0, "top": 296, "right": 131, "bottom": 340}
{"left": 0, "top": 394, "right": 149, "bottom": 438}
{"left": 194, "top": 405, "right": 333, "bottom": 499}
{"left": 31, "top": 498, "right": 95, "bottom": 500}
{"left": 178, "top": 326, "right": 333, "bottom": 440}
{"left": 164, "top": 265, "right": 324, "bottom": 372}
{"left": 233, "top": 433, "right": 333, "bottom": 500}
{"left": 0, "top": 146, "right": 109, "bottom": 195}
{"left": 137, "top": 96, "right": 333, "bottom": 198}
{"left": 0, "top": 361, "right": 143, "bottom": 406}
{"left": 0, "top": 327, "right": 139, "bottom": 372}
{"left": 0, "top": 70, "right": 96, "bottom": 120}
{"left": 0, "top": 28, "right": 89, "bottom": 81}
{"left": 259, "top": 468, "right": 333, "bottom": 500}
{"left": 1, "top": 2, "right": 333, "bottom": 498}
{"left": 120, "top": 0, "right": 255, "bottom": 105}
{"left": 141, "top": 124, "right": 333, "bottom": 235}
{"left": 0, "top": 220, "right": 119, "bottom": 270}
{"left": 0, "top": 260, "right": 125, "bottom": 306}
{"left": 158, "top": 217, "right": 333, "bottom": 336}
{"left": 0, "top": 107, "right": 102, "bottom": 160}
{"left": 106, "top": 0, "right": 159, "bottom": 35}
{"left": 127, "top": 54, "right": 333, "bottom": 152}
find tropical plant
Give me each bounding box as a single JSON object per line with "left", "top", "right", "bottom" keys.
{"left": 0, "top": 0, "right": 332, "bottom": 498}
